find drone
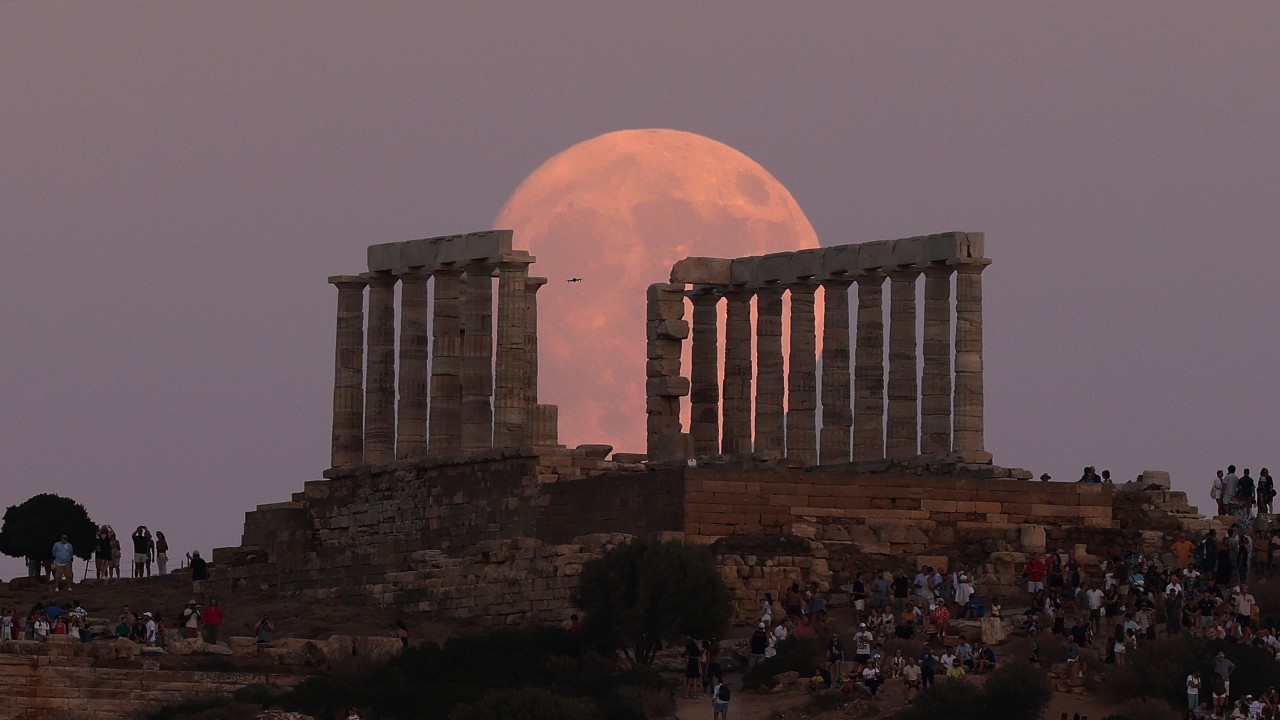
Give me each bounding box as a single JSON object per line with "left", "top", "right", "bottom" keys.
{"left": 567, "top": 277, "right": 583, "bottom": 283}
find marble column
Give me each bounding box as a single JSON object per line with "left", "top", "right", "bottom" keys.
{"left": 953, "top": 261, "right": 990, "bottom": 452}
{"left": 753, "top": 285, "right": 785, "bottom": 458}
{"left": 920, "top": 264, "right": 954, "bottom": 454}
{"left": 720, "top": 288, "right": 753, "bottom": 455}
{"left": 429, "top": 266, "right": 464, "bottom": 453}
{"left": 853, "top": 272, "right": 886, "bottom": 459}
{"left": 819, "top": 277, "right": 853, "bottom": 464}
{"left": 688, "top": 288, "right": 721, "bottom": 457}
{"left": 525, "top": 277, "right": 546, "bottom": 408}
{"left": 328, "top": 276, "right": 367, "bottom": 468}
{"left": 494, "top": 258, "right": 533, "bottom": 448}
{"left": 461, "top": 263, "right": 496, "bottom": 451}
{"left": 395, "top": 268, "right": 430, "bottom": 461}
{"left": 362, "top": 272, "right": 397, "bottom": 464}
{"left": 646, "top": 283, "right": 689, "bottom": 460}
{"left": 785, "top": 280, "right": 819, "bottom": 466}
{"left": 886, "top": 268, "right": 921, "bottom": 459}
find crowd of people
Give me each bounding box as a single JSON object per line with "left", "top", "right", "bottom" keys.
{"left": 1212, "top": 466, "right": 1277, "bottom": 529}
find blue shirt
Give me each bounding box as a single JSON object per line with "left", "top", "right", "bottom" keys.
{"left": 52, "top": 541, "right": 74, "bottom": 565}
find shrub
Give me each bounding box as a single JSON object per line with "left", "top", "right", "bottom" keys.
{"left": 742, "top": 637, "right": 824, "bottom": 690}
{"left": 978, "top": 662, "right": 1053, "bottom": 720}
{"left": 448, "top": 688, "right": 595, "bottom": 720}
{"left": 898, "top": 678, "right": 982, "bottom": 720}
{"left": 1106, "top": 698, "right": 1181, "bottom": 720}
{"left": 1100, "top": 635, "right": 1202, "bottom": 705}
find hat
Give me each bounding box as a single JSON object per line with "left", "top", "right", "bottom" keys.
{"left": 758, "top": 622, "right": 766, "bottom": 629}
{"left": 859, "top": 623, "right": 867, "bottom": 628}
{"left": 143, "top": 612, "right": 152, "bottom": 617}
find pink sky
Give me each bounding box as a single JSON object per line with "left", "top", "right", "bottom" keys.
{"left": 3, "top": 3, "right": 1279, "bottom": 578}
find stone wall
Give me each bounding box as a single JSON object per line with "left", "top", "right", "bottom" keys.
{"left": 0, "top": 651, "right": 306, "bottom": 720}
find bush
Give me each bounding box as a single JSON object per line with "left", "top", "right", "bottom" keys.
{"left": 1102, "top": 636, "right": 1280, "bottom": 706}
{"left": 449, "top": 688, "right": 595, "bottom": 720}
{"left": 978, "top": 662, "right": 1053, "bottom": 720}
{"left": 1105, "top": 698, "right": 1181, "bottom": 720}
{"left": 898, "top": 678, "right": 982, "bottom": 720}
{"left": 742, "top": 637, "right": 824, "bottom": 690}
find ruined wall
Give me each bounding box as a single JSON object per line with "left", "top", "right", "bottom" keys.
{"left": 0, "top": 651, "right": 305, "bottom": 720}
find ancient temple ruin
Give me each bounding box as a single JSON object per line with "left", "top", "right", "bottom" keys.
{"left": 325, "top": 230, "right": 558, "bottom": 469}
{"left": 646, "top": 231, "right": 989, "bottom": 465}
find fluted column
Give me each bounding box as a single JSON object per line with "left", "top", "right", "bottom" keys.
{"left": 362, "top": 272, "right": 397, "bottom": 464}
{"left": 462, "top": 263, "right": 496, "bottom": 451}
{"left": 328, "top": 276, "right": 367, "bottom": 468}
{"left": 646, "top": 283, "right": 689, "bottom": 460}
{"left": 721, "top": 288, "right": 753, "bottom": 455}
{"left": 688, "top": 288, "right": 721, "bottom": 457}
{"left": 886, "top": 268, "right": 921, "bottom": 459}
{"left": 495, "top": 258, "right": 533, "bottom": 447}
{"left": 526, "top": 277, "right": 559, "bottom": 447}
{"left": 853, "top": 271, "right": 886, "bottom": 459}
{"left": 396, "top": 269, "right": 430, "bottom": 460}
{"left": 920, "top": 264, "right": 954, "bottom": 454}
{"left": 819, "top": 277, "right": 853, "bottom": 464}
{"left": 429, "top": 266, "right": 464, "bottom": 453}
{"left": 785, "top": 280, "right": 819, "bottom": 465}
{"left": 953, "top": 261, "right": 990, "bottom": 452}
{"left": 753, "top": 285, "right": 785, "bottom": 458}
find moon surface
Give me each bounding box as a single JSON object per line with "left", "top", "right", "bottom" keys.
{"left": 495, "top": 129, "right": 818, "bottom": 453}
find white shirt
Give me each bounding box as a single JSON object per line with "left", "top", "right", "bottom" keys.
{"left": 1236, "top": 594, "right": 1255, "bottom": 616}
{"left": 773, "top": 624, "right": 789, "bottom": 643}
{"left": 1187, "top": 674, "right": 1200, "bottom": 693}
{"left": 1086, "top": 589, "right": 1104, "bottom": 609}
{"left": 854, "top": 631, "right": 873, "bottom": 654}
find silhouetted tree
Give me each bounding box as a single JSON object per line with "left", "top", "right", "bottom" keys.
{"left": 573, "top": 538, "right": 733, "bottom": 667}
{"left": 0, "top": 493, "right": 97, "bottom": 575}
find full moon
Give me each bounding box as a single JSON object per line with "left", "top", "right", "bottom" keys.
{"left": 495, "top": 129, "right": 818, "bottom": 453}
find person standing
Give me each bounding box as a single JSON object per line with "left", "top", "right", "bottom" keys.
{"left": 144, "top": 529, "right": 155, "bottom": 577}
{"left": 1187, "top": 670, "right": 1201, "bottom": 711}
{"left": 1224, "top": 466, "right": 1240, "bottom": 512}
{"left": 181, "top": 601, "right": 201, "bottom": 639}
{"left": 1239, "top": 470, "right": 1256, "bottom": 516}
{"left": 155, "top": 532, "right": 169, "bottom": 575}
{"left": 51, "top": 534, "right": 75, "bottom": 593}
{"left": 203, "top": 598, "right": 224, "bottom": 644}
{"left": 95, "top": 528, "right": 111, "bottom": 580}
{"left": 130, "top": 527, "right": 149, "bottom": 579}
{"left": 190, "top": 550, "right": 209, "bottom": 604}
{"left": 1213, "top": 470, "right": 1226, "bottom": 516}
{"left": 108, "top": 529, "right": 121, "bottom": 579}
{"left": 1259, "top": 469, "right": 1276, "bottom": 515}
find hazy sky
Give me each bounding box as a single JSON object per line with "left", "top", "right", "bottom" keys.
{"left": 4, "top": 3, "right": 1279, "bottom": 578}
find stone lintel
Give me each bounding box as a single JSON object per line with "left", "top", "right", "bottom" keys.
{"left": 328, "top": 275, "right": 367, "bottom": 287}
{"left": 671, "top": 257, "right": 732, "bottom": 285}
{"left": 367, "top": 229, "right": 515, "bottom": 272}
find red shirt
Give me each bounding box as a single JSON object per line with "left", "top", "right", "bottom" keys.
{"left": 203, "top": 606, "right": 225, "bottom": 626}
{"left": 1026, "top": 560, "right": 1046, "bottom": 582}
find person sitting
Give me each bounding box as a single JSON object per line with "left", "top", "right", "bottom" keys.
{"left": 896, "top": 604, "right": 919, "bottom": 639}
{"left": 963, "top": 594, "right": 987, "bottom": 618}
{"left": 974, "top": 642, "right": 997, "bottom": 673}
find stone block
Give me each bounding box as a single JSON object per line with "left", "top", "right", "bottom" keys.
{"left": 1140, "top": 470, "right": 1171, "bottom": 489}
{"left": 367, "top": 242, "right": 403, "bottom": 271}
{"left": 889, "top": 236, "right": 926, "bottom": 266}
{"left": 400, "top": 240, "right": 439, "bottom": 269}
{"left": 859, "top": 239, "right": 892, "bottom": 268}
{"left": 755, "top": 252, "right": 794, "bottom": 283}
{"left": 822, "top": 243, "right": 861, "bottom": 275}
{"left": 1019, "top": 524, "right": 1047, "bottom": 553}
{"left": 963, "top": 232, "right": 985, "bottom": 258}
{"left": 576, "top": 444, "right": 613, "bottom": 459}
{"left": 921, "top": 232, "right": 965, "bottom": 263}
{"left": 790, "top": 248, "right": 825, "bottom": 278}
{"left": 646, "top": 376, "right": 690, "bottom": 397}
{"left": 670, "top": 257, "right": 732, "bottom": 285}
{"left": 729, "top": 257, "right": 758, "bottom": 285}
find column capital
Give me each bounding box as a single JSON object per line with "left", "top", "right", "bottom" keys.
{"left": 527, "top": 276, "right": 548, "bottom": 291}
{"left": 754, "top": 283, "right": 784, "bottom": 299}
{"left": 820, "top": 275, "right": 855, "bottom": 290}
{"left": 394, "top": 266, "right": 431, "bottom": 282}
{"left": 359, "top": 271, "right": 398, "bottom": 287}
{"left": 886, "top": 267, "right": 922, "bottom": 282}
{"left": 685, "top": 285, "right": 721, "bottom": 303}
{"left": 496, "top": 254, "right": 536, "bottom": 268}
{"left": 464, "top": 261, "right": 497, "bottom": 276}
{"left": 433, "top": 264, "right": 465, "bottom": 278}
{"left": 921, "top": 263, "right": 955, "bottom": 279}
{"left": 721, "top": 285, "right": 755, "bottom": 300}
{"left": 951, "top": 258, "right": 992, "bottom": 273}
{"left": 855, "top": 269, "right": 886, "bottom": 285}
{"left": 328, "top": 275, "right": 367, "bottom": 290}
{"left": 784, "top": 278, "right": 820, "bottom": 293}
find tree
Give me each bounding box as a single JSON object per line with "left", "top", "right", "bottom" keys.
{"left": 0, "top": 494, "right": 97, "bottom": 573}
{"left": 573, "top": 538, "right": 733, "bottom": 667}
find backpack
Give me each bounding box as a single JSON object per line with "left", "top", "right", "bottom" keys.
{"left": 717, "top": 685, "right": 731, "bottom": 702}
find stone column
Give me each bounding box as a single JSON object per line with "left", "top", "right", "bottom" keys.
{"left": 819, "top": 277, "right": 853, "bottom": 464}
{"left": 886, "top": 268, "right": 921, "bottom": 459}
{"left": 525, "top": 277, "right": 547, "bottom": 407}
{"left": 646, "top": 283, "right": 690, "bottom": 460}
{"left": 953, "top": 261, "right": 990, "bottom": 453}
{"left": 753, "top": 285, "right": 785, "bottom": 458}
{"left": 362, "top": 272, "right": 397, "bottom": 464}
{"left": 920, "top": 264, "right": 954, "bottom": 454}
{"left": 785, "top": 280, "right": 819, "bottom": 466}
{"left": 461, "top": 263, "right": 496, "bottom": 451}
{"left": 429, "top": 266, "right": 464, "bottom": 453}
{"left": 688, "top": 288, "right": 720, "bottom": 457}
{"left": 495, "top": 258, "right": 534, "bottom": 448}
{"left": 853, "top": 271, "right": 886, "bottom": 459}
{"left": 720, "top": 288, "right": 753, "bottom": 455}
{"left": 395, "top": 268, "right": 430, "bottom": 461}
{"left": 328, "top": 276, "right": 366, "bottom": 468}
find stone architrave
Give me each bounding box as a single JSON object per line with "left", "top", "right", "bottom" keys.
{"left": 328, "top": 276, "right": 367, "bottom": 468}
{"left": 646, "top": 283, "right": 689, "bottom": 460}
{"left": 494, "top": 258, "right": 534, "bottom": 448}
{"left": 753, "top": 285, "right": 785, "bottom": 458}
{"left": 920, "top": 264, "right": 954, "bottom": 454}
{"left": 395, "top": 268, "right": 431, "bottom": 461}
{"left": 953, "top": 260, "right": 990, "bottom": 452}
{"left": 362, "top": 272, "right": 398, "bottom": 464}
{"left": 886, "top": 268, "right": 921, "bottom": 459}
{"left": 819, "top": 277, "right": 853, "bottom": 464}
{"left": 720, "top": 288, "right": 753, "bottom": 455}
{"left": 688, "top": 288, "right": 721, "bottom": 457}
{"left": 461, "top": 264, "right": 496, "bottom": 451}
{"left": 429, "top": 266, "right": 465, "bottom": 453}
{"left": 853, "top": 271, "right": 886, "bottom": 459}
{"left": 785, "top": 280, "right": 819, "bottom": 466}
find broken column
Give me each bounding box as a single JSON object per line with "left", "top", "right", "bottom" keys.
{"left": 362, "top": 272, "right": 397, "bottom": 464}
{"left": 720, "top": 288, "right": 753, "bottom": 455}
{"left": 429, "top": 266, "right": 464, "bottom": 453}
{"left": 819, "top": 277, "right": 853, "bottom": 464}
{"left": 395, "top": 268, "right": 430, "bottom": 460}
{"left": 646, "top": 283, "right": 689, "bottom": 460}
{"left": 886, "top": 268, "right": 920, "bottom": 459}
{"left": 853, "top": 271, "right": 886, "bottom": 459}
{"left": 785, "top": 280, "right": 819, "bottom": 465}
{"left": 525, "top": 276, "right": 559, "bottom": 447}
{"left": 688, "top": 287, "right": 720, "bottom": 457}
{"left": 328, "top": 276, "right": 367, "bottom": 468}
{"left": 461, "top": 263, "right": 495, "bottom": 451}
{"left": 920, "top": 264, "right": 954, "bottom": 454}
{"left": 494, "top": 256, "right": 533, "bottom": 448}
{"left": 753, "top": 285, "right": 785, "bottom": 458}
{"left": 953, "top": 260, "right": 990, "bottom": 453}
